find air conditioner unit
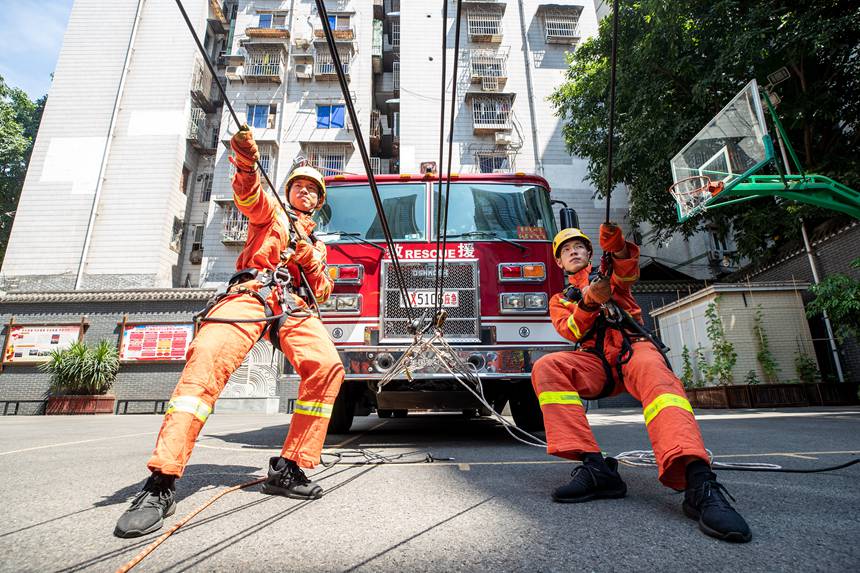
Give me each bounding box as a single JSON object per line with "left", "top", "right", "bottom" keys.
{"left": 295, "top": 64, "right": 312, "bottom": 79}
{"left": 225, "top": 65, "right": 242, "bottom": 81}
{"left": 494, "top": 132, "right": 512, "bottom": 146}
{"left": 294, "top": 37, "right": 309, "bottom": 49}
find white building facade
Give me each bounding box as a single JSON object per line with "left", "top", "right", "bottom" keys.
{"left": 2, "top": 0, "right": 720, "bottom": 291}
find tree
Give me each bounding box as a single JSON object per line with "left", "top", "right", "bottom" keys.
{"left": 550, "top": 1, "right": 860, "bottom": 262}
{"left": 0, "top": 75, "right": 46, "bottom": 261}
{"left": 806, "top": 258, "right": 860, "bottom": 343}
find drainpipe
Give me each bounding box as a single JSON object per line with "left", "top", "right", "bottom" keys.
{"left": 517, "top": 0, "right": 543, "bottom": 176}
{"left": 74, "top": 0, "right": 146, "bottom": 290}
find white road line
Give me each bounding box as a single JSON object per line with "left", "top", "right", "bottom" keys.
{"left": 458, "top": 464, "right": 471, "bottom": 471}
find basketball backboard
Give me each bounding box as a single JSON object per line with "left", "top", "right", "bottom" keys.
{"left": 669, "top": 80, "right": 773, "bottom": 220}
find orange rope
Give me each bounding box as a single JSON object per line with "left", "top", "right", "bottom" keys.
{"left": 115, "top": 477, "right": 265, "bottom": 573}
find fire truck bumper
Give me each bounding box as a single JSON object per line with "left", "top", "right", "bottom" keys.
{"left": 281, "top": 344, "right": 571, "bottom": 380}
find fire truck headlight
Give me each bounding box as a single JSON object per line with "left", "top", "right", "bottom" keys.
{"left": 335, "top": 295, "right": 361, "bottom": 312}
{"left": 500, "top": 293, "right": 525, "bottom": 311}
{"left": 319, "top": 297, "right": 337, "bottom": 312}
{"left": 524, "top": 293, "right": 547, "bottom": 310}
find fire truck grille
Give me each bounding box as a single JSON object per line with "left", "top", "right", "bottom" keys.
{"left": 381, "top": 260, "right": 480, "bottom": 342}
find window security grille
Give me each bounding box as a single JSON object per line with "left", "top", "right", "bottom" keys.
{"left": 198, "top": 172, "right": 213, "bottom": 202}
{"left": 222, "top": 205, "right": 249, "bottom": 243}
{"left": 370, "top": 157, "right": 381, "bottom": 174}
{"left": 393, "top": 61, "right": 400, "bottom": 91}
{"left": 244, "top": 49, "right": 283, "bottom": 78}
{"left": 391, "top": 20, "right": 400, "bottom": 47}
{"left": 467, "top": 8, "right": 502, "bottom": 38}
{"left": 476, "top": 153, "right": 512, "bottom": 173}
{"left": 470, "top": 50, "right": 506, "bottom": 78}
{"left": 544, "top": 11, "right": 580, "bottom": 41}
{"left": 258, "top": 144, "right": 273, "bottom": 176}
{"left": 314, "top": 50, "right": 351, "bottom": 76}
{"left": 471, "top": 96, "right": 511, "bottom": 129}
{"left": 303, "top": 144, "right": 349, "bottom": 175}
{"left": 187, "top": 107, "right": 206, "bottom": 141}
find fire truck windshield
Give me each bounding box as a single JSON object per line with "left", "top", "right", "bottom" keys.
{"left": 314, "top": 181, "right": 555, "bottom": 242}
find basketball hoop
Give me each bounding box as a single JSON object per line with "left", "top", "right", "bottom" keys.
{"left": 668, "top": 176, "right": 725, "bottom": 219}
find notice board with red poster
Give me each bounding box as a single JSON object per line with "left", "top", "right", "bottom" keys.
{"left": 2, "top": 322, "right": 85, "bottom": 365}
{"left": 119, "top": 323, "right": 194, "bottom": 362}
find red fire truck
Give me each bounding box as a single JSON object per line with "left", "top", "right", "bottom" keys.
{"left": 287, "top": 172, "right": 574, "bottom": 432}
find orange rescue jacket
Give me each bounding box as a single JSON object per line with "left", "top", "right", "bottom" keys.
{"left": 231, "top": 169, "right": 333, "bottom": 304}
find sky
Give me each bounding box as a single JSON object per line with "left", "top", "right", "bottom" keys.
{"left": 0, "top": 0, "right": 76, "bottom": 99}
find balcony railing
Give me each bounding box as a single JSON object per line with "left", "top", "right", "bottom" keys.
{"left": 393, "top": 61, "right": 400, "bottom": 91}
{"left": 470, "top": 48, "right": 507, "bottom": 81}
{"left": 391, "top": 21, "right": 400, "bottom": 48}
{"left": 314, "top": 50, "right": 351, "bottom": 77}
{"left": 221, "top": 205, "right": 249, "bottom": 244}
{"left": 244, "top": 49, "right": 284, "bottom": 82}
{"left": 191, "top": 59, "right": 213, "bottom": 105}
{"left": 187, "top": 107, "right": 209, "bottom": 145}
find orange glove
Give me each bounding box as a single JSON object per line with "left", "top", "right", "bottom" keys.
{"left": 599, "top": 222, "right": 626, "bottom": 253}
{"left": 230, "top": 125, "right": 258, "bottom": 172}
{"left": 581, "top": 276, "right": 611, "bottom": 309}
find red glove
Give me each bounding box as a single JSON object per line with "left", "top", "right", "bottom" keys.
{"left": 292, "top": 240, "right": 317, "bottom": 268}
{"left": 599, "top": 222, "right": 626, "bottom": 253}
{"left": 230, "top": 125, "right": 258, "bottom": 171}
{"left": 581, "top": 276, "right": 611, "bottom": 309}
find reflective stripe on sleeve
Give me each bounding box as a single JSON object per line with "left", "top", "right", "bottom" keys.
{"left": 615, "top": 272, "right": 639, "bottom": 283}
{"left": 294, "top": 400, "right": 333, "bottom": 419}
{"left": 165, "top": 396, "right": 212, "bottom": 423}
{"left": 643, "top": 393, "right": 694, "bottom": 425}
{"left": 538, "top": 391, "right": 583, "bottom": 408}
{"left": 235, "top": 189, "right": 260, "bottom": 207}
{"left": 566, "top": 314, "right": 582, "bottom": 339}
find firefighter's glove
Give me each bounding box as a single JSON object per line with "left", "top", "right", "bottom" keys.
{"left": 292, "top": 240, "right": 318, "bottom": 269}
{"left": 599, "top": 222, "right": 626, "bottom": 254}
{"left": 581, "top": 276, "right": 611, "bottom": 310}
{"left": 562, "top": 284, "right": 582, "bottom": 303}
{"left": 230, "top": 125, "right": 259, "bottom": 172}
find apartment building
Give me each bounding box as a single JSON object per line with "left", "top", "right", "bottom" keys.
{"left": 2, "top": 0, "right": 722, "bottom": 292}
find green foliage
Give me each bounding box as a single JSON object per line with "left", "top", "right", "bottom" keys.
{"left": 0, "top": 75, "right": 46, "bottom": 260}
{"left": 680, "top": 345, "right": 698, "bottom": 389}
{"left": 794, "top": 353, "right": 821, "bottom": 384}
{"left": 752, "top": 305, "right": 780, "bottom": 383}
{"left": 703, "top": 298, "right": 737, "bottom": 385}
{"left": 40, "top": 340, "right": 120, "bottom": 396}
{"left": 743, "top": 370, "right": 762, "bottom": 385}
{"left": 549, "top": 1, "right": 860, "bottom": 262}
{"left": 806, "top": 258, "right": 860, "bottom": 342}
{"left": 695, "top": 345, "right": 714, "bottom": 386}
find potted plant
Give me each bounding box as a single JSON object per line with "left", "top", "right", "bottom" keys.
{"left": 42, "top": 340, "right": 120, "bottom": 414}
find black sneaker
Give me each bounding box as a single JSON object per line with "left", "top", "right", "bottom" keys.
{"left": 683, "top": 478, "right": 752, "bottom": 543}
{"left": 552, "top": 456, "right": 627, "bottom": 503}
{"left": 114, "top": 473, "right": 176, "bottom": 538}
{"left": 261, "top": 456, "right": 323, "bottom": 500}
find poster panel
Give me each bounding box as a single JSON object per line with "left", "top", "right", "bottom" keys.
{"left": 120, "top": 323, "right": 194, "bottom": 362}
{"left": 4, "top": 325, "right": 82, "bottom": 364}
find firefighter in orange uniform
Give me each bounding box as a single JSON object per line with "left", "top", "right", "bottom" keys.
{"left": 531, "top": 224, "right": 752, "bottom": 542}
{"left": 114, "top": 126, "right": 344, "bottom": 538}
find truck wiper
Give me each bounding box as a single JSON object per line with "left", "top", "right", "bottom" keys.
{"left": 446, "top": 231, "right": 527, "bottom": 252}
{"left": 317, "top": 231, "right": 386, "bottom": 251}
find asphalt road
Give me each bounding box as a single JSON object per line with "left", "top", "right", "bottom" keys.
{"left": 0, "top": 407, "right": 858, "bottom": 572}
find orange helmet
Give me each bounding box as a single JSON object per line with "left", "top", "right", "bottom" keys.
{"left": 552, "top": 228, "right": 592, "bottom": 258}
{"left": 285, "top": 165, "right": 326, "bottom": 210}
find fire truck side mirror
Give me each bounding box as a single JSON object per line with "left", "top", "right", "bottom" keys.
{"left": 558, "top": 207, "right": 579, "bottom": 230}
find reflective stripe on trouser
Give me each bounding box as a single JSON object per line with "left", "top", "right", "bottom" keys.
{"left": 148, "top": 292, "right": 265, "bottom": 478}
{"left": 279, "top": 311, "right": 345, "bottom": 468}
{"left": 531, "top": 342, "right": 708, "bottom": 489}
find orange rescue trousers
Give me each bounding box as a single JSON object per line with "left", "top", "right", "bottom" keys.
{"left": 532, "top": 342, "right": 708, "bottom": 490}
{"left": 147, "top": 286, "right": 345, "bottom": 477}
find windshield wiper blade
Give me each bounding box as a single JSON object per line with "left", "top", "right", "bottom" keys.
{"left": 446, "top": 231, "right": 527, "bottom": 252}
{"left": 319, "top": 231, "right": 386, "bottom": 251}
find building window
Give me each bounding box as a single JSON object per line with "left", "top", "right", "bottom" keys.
{"left": 392, "top": 112, "right": 399, "bottom": 138}
{"left": 314, "top": 48, "right": 351, "bottom": 76}
{"left": 170, "top": 217, "right": 184, "bottom": 252}
{"left": 258, "top": 12, "right": 286, "bottom": 29}
{"left": 317, "top": 105, "right": 346, "bottom": 129}
{"left": 327, "top": 14, "right": 350, "bottom": 30}
{"left": 303, "top": 144, "right": 349, "bottom": 176}
{"left": 222, "top": 204, "right": 249, "bottom": 243}
{"left": 476, "top": 153, "right": 512, "bottom": 173}
{"left": 467, "top": 8, "right": 503, "bottom": 38}
{"left": 543, "top": 10, "right": 580, "bottom": 42}
{"left": 181, "top": 166, "right": 190, "bottom": 195}
{"left": 198, "top": 172, "right": 212, "bottom": 202}
{"left": 191, "top": 224, "right": 205, "bottom": 250}
{"left": 391, "top": 19, "right": 400, "bottom": 47}
{"left": 471, "top": 96, "right": 512, "bottom": 129}
{"left": 258, "top": 143, "right": 273, "bottom": 176}
{"left": 246, "top": 104, "right": 277, "bottom": 128}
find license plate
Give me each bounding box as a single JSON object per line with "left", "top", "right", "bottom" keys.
{"left": 400, "top": 290, "right": 460, "bottom": 308}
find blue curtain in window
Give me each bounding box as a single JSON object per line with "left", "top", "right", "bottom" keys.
{"left": 259, "top": 14, "right": 272, "bottom": 28}
{"left": 328, "top": 15, "right": 337, "bottom": 29}
{"left": 317, "top": 106, "right": 331, "bottom": 128}
{"left": 330, "top": 105, "right": 345, "bottom": 128}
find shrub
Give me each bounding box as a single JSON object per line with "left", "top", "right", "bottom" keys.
{"left": 41, "top": 340, "right": 120, "bottom": 396}
{"left": 795, "top": 354, "right": 821, "bottom": 384}
{"left": 704, "top": 299, "right": 737, "bottom": 385}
